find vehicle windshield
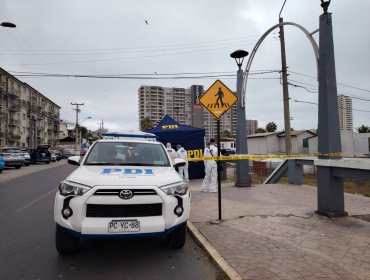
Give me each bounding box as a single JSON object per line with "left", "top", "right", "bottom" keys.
{"left": 84, "top": 141, "right": 170, "bottom": 167}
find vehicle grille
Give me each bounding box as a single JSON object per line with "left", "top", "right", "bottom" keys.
{"left": 93, "top": 189, "right": 157, "bottom": 196}
{"left": 86, "top": 203, "right": 162, "bottom": 218}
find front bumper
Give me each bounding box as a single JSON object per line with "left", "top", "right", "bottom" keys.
{"left": 4, "top": 160, "right": 24, "bottom": 167}
{"left": 54, "top": 186, "right": 190, "bottom": 237}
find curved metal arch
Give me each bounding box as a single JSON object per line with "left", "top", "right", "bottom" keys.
{"left": 242, "top": 22, "right": 319, "bottom": 106}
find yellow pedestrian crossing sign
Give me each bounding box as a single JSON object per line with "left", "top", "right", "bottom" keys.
{"left": 199, "top": 80, "right": 238, "bottom": 119}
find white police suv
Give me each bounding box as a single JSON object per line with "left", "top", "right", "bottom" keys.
{"left": 54, "top": 132, "right": 190, "bottom": 254}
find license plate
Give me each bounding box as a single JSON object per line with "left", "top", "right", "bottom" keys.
{"left": 108, "top": 220, "right": 140, "bottom": 233}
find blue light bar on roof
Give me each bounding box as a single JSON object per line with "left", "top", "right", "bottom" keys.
{"left": 101, "top": 132, "right": 158, "bottom": 139}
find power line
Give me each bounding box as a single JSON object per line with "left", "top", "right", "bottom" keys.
{"left": 288, "top": 78, "right": 370, "bottom": 102}
{"left": 0, "top": 38, "right": 268, "bottom": 56}
{"left": 293, "top": 99, "right": 370, "bottom": 113}
{"left": 289, "top": 70, "right": 370, "bottom": 93}
{"left": 8, "top": 41, "right": 267, "bottom": 66}
{"left": 9, "top": 70, "right": 281, "bottom": 80}
{"left": 0, "top": 34, "right": 263, "bottom": 53}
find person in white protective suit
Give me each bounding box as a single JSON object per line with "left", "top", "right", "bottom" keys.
{"left": 201, "top": 138, "right": 218, "bottom": 193}
{"left": 166, "top": 142, "right": 178, "bottom": 164}
{"left": 176, "top": 144, "right": 189, "bottom": 182}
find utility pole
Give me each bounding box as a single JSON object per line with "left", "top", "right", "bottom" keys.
{"left": 71, "top": 102, "right": 84, "bottom": 152}
{"left": 279, "top": 17, "right": 292, "bottom": 155}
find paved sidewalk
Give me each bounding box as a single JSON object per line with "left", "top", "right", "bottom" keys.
{"left": 188, "top": 179, "right": 370, "bottom": 280}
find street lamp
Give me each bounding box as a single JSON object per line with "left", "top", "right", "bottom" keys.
{"left": 230, "top": 49, "right": 250, "bottom": 187}
{"left": 1, "top": 22, "right": 16, "bottom": 28}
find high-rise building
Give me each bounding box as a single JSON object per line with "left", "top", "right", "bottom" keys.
{"left": 246, "top": 119, "right": 258, "bottom": 135}
{"left": 138, "top": 86, "right": 192, "bottom": 128}
{"left": 138, "top": 84, "right": 237, "bottom": 140}
{"left": 337, "top": 95, "right": 353, "bottom": 131}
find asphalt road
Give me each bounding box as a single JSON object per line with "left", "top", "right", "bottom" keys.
{"left": 0, "top": 162, "right": 220, "bottom": 280}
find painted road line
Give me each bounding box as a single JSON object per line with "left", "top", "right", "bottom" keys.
{"left": 15, "top": 188, "right": 57, "bottom": 213}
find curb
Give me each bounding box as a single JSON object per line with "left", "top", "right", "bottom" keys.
{"left": 187, "top": 220, "right": 243, "bottom": 280}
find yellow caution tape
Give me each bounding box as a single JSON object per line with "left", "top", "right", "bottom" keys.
{"left": 187, "top": 152, "right": 342, "bottom": 162}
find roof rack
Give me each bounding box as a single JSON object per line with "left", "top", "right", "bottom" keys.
{"left": 101, "top": 131, "right": 158, "bottom": 141}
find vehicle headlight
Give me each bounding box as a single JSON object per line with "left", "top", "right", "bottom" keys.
{"left": 59, "top": 181, "right": 90, "bottom": 196}
{"left": 160, "top": 181, "right": 188, "bottom": 196}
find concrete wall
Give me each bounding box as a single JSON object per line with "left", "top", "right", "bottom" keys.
{"left": 308, "top": 132, "right": 370, "bottom": 157}
{"left": 341, "top": 131, "right": 354, "bottom": 157}
{"left": 354, "top": 133, "right": 370, "bottom": 157}
{"left": 279, "top": 132, "right": 315, "bottom": 154}
{"left": 266, "top": 135, "right": 279, "bottom": 153}
{"left": 248, "top": 137, "right": 268, "bottom": 154}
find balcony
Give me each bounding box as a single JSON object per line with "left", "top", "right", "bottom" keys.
{"left": 8, "top": 133, "right": 21, "bottom": 140}
{"left": 8, "top": 90, "right": 21, "bottom": 98}
{"left": 8, "top": 103, "right": 21, "bottom": 111}
{"left": 8, "top": 119, "right": 21, "bottom": 126}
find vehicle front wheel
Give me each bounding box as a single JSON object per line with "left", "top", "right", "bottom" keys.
{"left": 55, "top": 224, "right": 80, "bottom": 254}
{"left": 15, "top": 165, "right": 21, "bottom": 169}
{"left": 167, "top": 222, "right": 187, "bottom": 249}
{"left": 46, "top": 161, "right": 50, "bottom": 164}
{"left": 25, "top": 163, "right": 30, "bottom": 166}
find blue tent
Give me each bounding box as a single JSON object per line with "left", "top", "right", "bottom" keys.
{"left": 146, "top": 115, "right": 205, "bottom": 179}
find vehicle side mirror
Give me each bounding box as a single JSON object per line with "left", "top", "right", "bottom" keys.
{"left": 173, "top": 158, "right": 186, "bottom": 168}
{"left": 67, "top": 156, "right": 81, "bottom": 166}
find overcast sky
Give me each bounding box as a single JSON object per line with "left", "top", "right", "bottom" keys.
{"left": 1, "top": 0, "right": 369, "bottom": 132}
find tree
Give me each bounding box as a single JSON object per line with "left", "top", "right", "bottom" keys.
{"left": 140, "top": 117, "right": 154, "bottom": 131}
{"left": 256, "top": 128, "right": 266, "bottom": 133}
{"left": 265, "top": 122, "right": 277, "bottom": 132}
{"left": 356, "top": 125, "right": 370, "bottom": 133}
{"left": 221, "top": 129, "right": 232, "bottom": 138}
{"left": 80, "top": 126, "right": 88, "bottom": 138}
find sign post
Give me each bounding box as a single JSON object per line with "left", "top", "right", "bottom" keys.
{"left": 199, "top": 80, "right": 239, "bottom": 220}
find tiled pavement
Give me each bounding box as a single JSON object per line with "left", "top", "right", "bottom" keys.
{"left": 188, "top": 179, "right": 370, "bottom": 280}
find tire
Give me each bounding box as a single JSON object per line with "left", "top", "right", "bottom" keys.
{"left": 0, "top": 169, "right": 3, "bottom": 173}
{"left": 55, "top": 224, "right": 80, "bottom": 254}
{"left": 15, "top": 165, "right": 21, "bottom": 169}
{"left": 167, "top": 222, "right": 187, "bottom": 249}
{"left": 25, "top": 163, "right": 30, "bottom": 166}
{"left": 46, "top": 161, "right": 50, "bottom": 164}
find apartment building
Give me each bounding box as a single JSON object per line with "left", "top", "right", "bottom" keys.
{"left": 0, "top": 68, "right": 60, "bottom": 148}
{"left": 246, "top": 119, "right": 258, "bottom": 135}
{"left": 138, "top": 86, "right": 192, "bottom": 127}
{"left": 337, "top": 95, "right": 353, "bottom": 131}
{"left": 202, "top": 104, "right": 237, "bottom": 141}
{"left": 138, "top": 84, "right": 237, "bottom": 140}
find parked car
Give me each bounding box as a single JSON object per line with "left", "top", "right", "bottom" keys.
{"left": 50, "top": 152, "right": 57, "bottom": 162}
{"left": 0, "top": 147, "right": 25, "bottom": 169}
{"left": 50, "top": 150, "right": 63, "bottom": 161}
{"left": 0, "top": 156, "right": 5, "bottom": 173}
{"left": 62, "top": 149, "right": 76, "bottom": 159}
{"left": 30, "top": 145, "right": 51, "bottom": 164}
{"left": 20, "top": 149, "right": 31, "bottom": 166}
{"left": 4, "top": 147, "right": 30, "bottom": 166}
{"left": 221, "top": 148, "right": 236, "bottom": 156}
